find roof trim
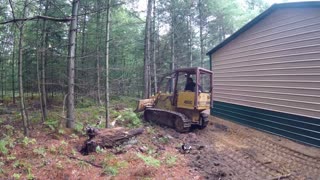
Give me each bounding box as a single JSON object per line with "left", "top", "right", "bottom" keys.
{"left": 206, "top": 1, "right": 320, "bottom": 56}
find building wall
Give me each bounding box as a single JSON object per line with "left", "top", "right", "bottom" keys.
{"left": 210, "top": 7, "right": 320, "bottom": 147}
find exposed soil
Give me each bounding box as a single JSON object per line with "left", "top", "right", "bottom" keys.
{"left": 185, "top": 117, "right": 320, "bottom": 180}
{"left": 1, "top": 100, "right": 320, "bottom": 179}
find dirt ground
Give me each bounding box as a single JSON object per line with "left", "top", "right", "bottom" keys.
{"left": 184, "top": 117, "right": 320, "bottom": 180}
{"left": 1, "top": 101, "right": 320, "bottom": 179}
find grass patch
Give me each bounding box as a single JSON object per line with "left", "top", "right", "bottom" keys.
{"left": 33, "top": 147, "right": 47, "bottom": 157}
{"left": 165, "top": 155, "right": 177, "bottom": 167}
{"left": 137, "top": 153, "right": 160, "bottom": 167}
{"left": 102, "top": 153, "right": 128, "bottom": 176}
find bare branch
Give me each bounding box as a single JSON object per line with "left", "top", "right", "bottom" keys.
{"left": 0, "top": 15, "right": 72, "bottom": 25}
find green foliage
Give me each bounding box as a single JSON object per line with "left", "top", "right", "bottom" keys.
{"left": 0, "top": 133, "right": 15, "bottom": 155}
{"left": 76, "top": 97, "right": 96, "bottom": 108}
{"left": 56, "top": 161, "right": 63, "bottom": 170}
{"left": 7, "top": 156, "right": 16, "bottom": 160}
{"left": 33, "top": 147, "right": 47, "bottom": 157}
{"left": 48, "top": 145, "right": 57, "bottom": 154}
{"left": 12, "top": 160, "right": 21, "bottom": 168}
{"left": 118, "top": 109, "right": 142, "bottom": 128}
{"left": 78, "top": 161, "right": 89, "bottom": 170}
{"left": 21, "top": 137, "right": 36, "bottom": 147}
{"left": 58, "top": 129, "right": 65, "bottom": 134}
{"left": 26, "top": 167, "right": 34, "bottom": 180}
{"left": 12, "top": 173, "right": 21, "bottom": 180}
{"left": 165, "top": 155, "right": 177, "bottom": 167}
{"left": 102, "top": 160, "right": 128, "bottom": 176}
{"left": 103, "top": 166, "right": 118, "bottom": 176}
{"left": 110, "top": 96, "right": 138, "bottom": 109}
{"left": 158, "top": 136, "right": 170, "bottom": 144}
{"left": 12, "top": 160, "right": 32, "bottom": 176}
{"left": 101, "top": 153, "right": 128, "bottom": 176}
{"left": 0, "top": 162, "right": 4, "bottom": 174}
{"left": 74, "top": 122, "right": 85, "bottom": 134}
{"left": 147, "top": 147, "right": 156, "bottom": 155}
{"left": 0, "top": 140, "right": 8, "bottom": 155}
{"left": 44, "top": 113, "right": 60, "bottom": 131}
{"left": 57, "top": 140, "right": 68, "bottom": 154}
{"left": 3, "top": 125, "right": 14, "bottom": 136}
{"left": 96, "top": 146, "right": 105, "bottom": 153}
{"left": 137, "top": 153, "right": 160, "bottom": 167}
{"left": 71, "top": 149, "right": 77, "bottom": 156}
{"left": 69, "top": 133, "right": 79, "bottom": 139}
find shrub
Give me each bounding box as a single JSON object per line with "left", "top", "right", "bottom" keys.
{"left": 118, "top": 109, "right": 141, "bottom": 128}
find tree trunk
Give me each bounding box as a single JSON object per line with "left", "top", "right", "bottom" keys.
{"left": 81, "top": 2, "right": 87, "bottom": 92}
{"left": 16, "top": 0, "right": 30, "bottom": 136}
{"left": 152, "top": 0, "right": 157, "bottom": 94}
{"left": 35, "top": 15, "right": 45, "bottom": 123}
{"left": 143, "top": 0, "right": 152, "bottom": 98}
{"left": 105, "top": 0, "right": 111, "bottom": 128}
{"left": 1, "top": 57, "right": 3, "bottom": 100}
{"left": 40, "top": 0, "right": 48, "bottom": 121}
{"left": 170, "top": 0, "right": 175, "bottom": 93}
{"left": 66, "top": 0, "right": 79, "bottom": 129}
{"left": 11, "top": 27, "right": 16, "bottom": 104}
{"left": 36, "top": 49, "right": 45, "bottom": 122}
{"left": 96, "top": 0, "right": 102, "bottom": 105}
{"left": 188, "top": 15, "right": 193, "bottom": 67}
{"left": 198, "top": 0, "right": 204, "bottom": 68}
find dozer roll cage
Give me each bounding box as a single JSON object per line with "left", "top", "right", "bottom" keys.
{"left": 158, "top": 67, "right": 213, "bottom": 109}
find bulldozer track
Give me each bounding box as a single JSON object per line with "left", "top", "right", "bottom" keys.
{"left": 187, "top": 117, "right": 320, "bottom": 179}
{"left": 144, "top": 108, "right": 192, "bottom": 132}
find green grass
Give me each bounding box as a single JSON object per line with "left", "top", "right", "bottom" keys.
{"left": 165, "top": 155, "right": 177, "bottom": 167}
{"left": 102, "top": 154, "right": 128, "bottom": 176}
{"left": 33, "top": 147, "right": 47, "bottom": 157}
{"left": 137, "top": 153, "right": 160, "bottom": 167}
{"left": 0, "top": 140, "right": 9, "bottom": 155}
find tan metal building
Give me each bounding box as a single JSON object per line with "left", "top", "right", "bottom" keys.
{"left": 207, "top": 2, "right": 320, "bottom": 147}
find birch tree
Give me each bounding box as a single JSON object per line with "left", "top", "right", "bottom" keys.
{"left": 143, "top": 0, "right": 152, "bottom": 98}
{"left": 105, "top": 0, "right": 111, "bottom": 128}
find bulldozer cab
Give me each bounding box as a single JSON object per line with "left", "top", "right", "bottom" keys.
{"left": 156, "top": 67, "right": 213, "bottom": 110}
{"left": 172, "top": 67, "right": 213, "bottom": 110}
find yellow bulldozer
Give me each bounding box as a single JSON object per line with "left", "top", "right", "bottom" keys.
{"left": 136, "top": 67, "right": 213, "bottom": 132}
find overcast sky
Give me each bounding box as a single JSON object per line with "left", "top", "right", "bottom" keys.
{"left": 137, "top": 0, "right": 320, "bottom": 12}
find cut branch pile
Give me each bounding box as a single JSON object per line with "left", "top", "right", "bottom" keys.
{"left": 80, "top": 127, "right": 144, "bottom": 155}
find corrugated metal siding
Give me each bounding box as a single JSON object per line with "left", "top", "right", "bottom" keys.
{"left": 211, "top": 8, "right": 320, "bottom": 119}
{"left": 212, "top": 101, "right": 320, "bottom": 147}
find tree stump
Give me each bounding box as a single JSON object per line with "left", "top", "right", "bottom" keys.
{"left": 80, "top": 127, "right": 144, "bottom": 155}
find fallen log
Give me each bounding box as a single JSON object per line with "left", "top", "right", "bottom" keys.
{"left": 80, "top": 127, "right": 144, "bottom": 155}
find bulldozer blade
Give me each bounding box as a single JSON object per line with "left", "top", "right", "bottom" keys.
{"left": 135, "top": 98, "right": 155, "bottom": 112}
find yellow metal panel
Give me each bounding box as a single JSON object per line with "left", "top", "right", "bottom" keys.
{"left": 177, "top": 92, "right": 195, "bottom": 110}
{"left": 154, "top": 94, "right": 175, "bottom": 111}
{"left": 198, "top": 93, "right": 211, "bottom": 110}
